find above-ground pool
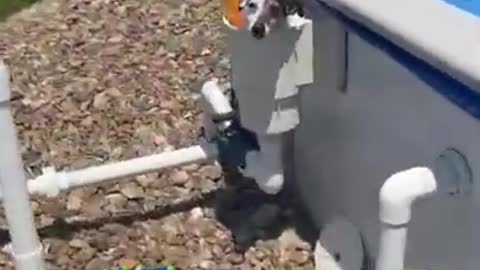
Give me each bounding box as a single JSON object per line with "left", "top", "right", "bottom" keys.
{"left": 226, "top": 0, "right": 480, "bottom": 269}
{"left": 443, "top": 0, "right": 480, "bottom": 16}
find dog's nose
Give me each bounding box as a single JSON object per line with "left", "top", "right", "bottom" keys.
{"left": 251, "top": 24, "right": 266, "bottom": 39}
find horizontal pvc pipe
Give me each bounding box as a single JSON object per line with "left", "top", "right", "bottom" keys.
{"left": 0, "top": 62, "right": 45, "bottom": 270}
{"left": 66, "top": 144, "right": 217, "bottom": 188}
{"left": 0, "top": 80, "right": 229, "bottom": 199}
{"left": 27, "top": 143, "right": 218, "bottom": 197}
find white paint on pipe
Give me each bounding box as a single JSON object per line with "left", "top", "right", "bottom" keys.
{"left": 28, "top": 143, "right": 218, "bottom": 197}
{"left": 0, "top": 62, "right": 45, "bottom": 270}
{"left": 376, "top": 167, "right": 437, "bottom": 270}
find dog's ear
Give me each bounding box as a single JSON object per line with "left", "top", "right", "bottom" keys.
{"left": 268, "top": 0, "right": 282, "bottom": 18}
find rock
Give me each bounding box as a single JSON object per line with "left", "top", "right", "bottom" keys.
{"left": 212, "top": 244, "right": 224, "bottom": 258}
{"left": 119, "top": 258, "right": 139, "bottom": 269}
{"left": 163, "top": 246, "right": 189, "bottom": 263}
{"left": 89, "top": 232, "right": 109, "bottom": 251}
{"left": 199, "top": 260, "right": 216, "bottom": 269}
{"left": 278, "top": 228, "right": 308, "bottom": 250}
{"left": 66, "top": 191, "right": 83, "bottom": 211}
{"left": 198, "top": 178, "right": 216, "bottom": 192}
{"left": 218, "top": 262, "right": 233, "bottom": 270}
{"left": 75, "top": 246, "right": 97, "bottom": 262}
{"left": 39, "top": 215, "right": 55, "bottom": 227}
{"left": 86, "top": 258, "right": 109, "bottom": 270}
{"left": 288, "top": 249, "right": 311, "bottom": 265}
{"left": 104, "top": 193, "right": 128, "bottom": 213}
{"left": 83, "top": 194, "right": 107, "bottom": 217}
{"left": 136, "top": 174, "right": 156, "bottom": 187}
{"left": 183, "top": 164, "right": 199, "bottom": 172}
{"left": 69, "top": 239, "right": 88, "bottom": 248}
{"left": 188, "top": 0, "right": 208, "bottom": 7}
{"left": 30, "top": 201, "right": 40, "bottom": 212}
{"left": 198, "top": 165, "right": 222, "bottom": 180}
{"left": 190, "top": 207, "right": 204, "bottom": 220}
{"left": 171, "top": 170, "right": 189, "bottom": 186}
{"left": 93, "top": 91, "right": 110, "bottom": 109}
{"left": 119, "top": 182, "right": 144, "bottom": 199}
{"left": 227, "top": 253, "right": 244, "bottom": 265}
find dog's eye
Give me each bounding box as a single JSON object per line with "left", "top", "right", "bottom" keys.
{"left": 247, "top": 2, "right": 257, "bottom": 9}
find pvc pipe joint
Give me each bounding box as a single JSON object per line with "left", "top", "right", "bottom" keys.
{"left": 28, "top": 167, "right": 69, "bottom": 197}
{"left": 379, "top": 167, "right": 437, "bottom": 225}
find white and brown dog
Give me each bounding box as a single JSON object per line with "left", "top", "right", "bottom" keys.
{"left": 239, "top": 0, "right": 310, "bottom": 39}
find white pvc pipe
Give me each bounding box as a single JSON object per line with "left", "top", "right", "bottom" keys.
{"left": 0, "top": 79, "right": 229, "bottom": 200}
{"left": 200, "top": 79, "right": 234, "bottom": 140}
{"left": 28, "top": 143, "right": 218, "bottom": 197}
{"left": 0, "top": 62, "right": 45, "bottom": 270}
{"left": 377, "top": 224, "right": 408, "bottom": 270}
{"left": 376, "top": 167, "right": 437, "bottom": 270}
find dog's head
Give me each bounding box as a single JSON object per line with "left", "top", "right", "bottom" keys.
{"left": 239, "top": 0, "right": 282, "bottom": 39}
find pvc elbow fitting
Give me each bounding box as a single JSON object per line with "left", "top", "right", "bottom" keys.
{"left": 379, "top": 167, "right": 437, "bottom": 225}
{"left": 28, "top": 167, "right": 69, "bottom": 197}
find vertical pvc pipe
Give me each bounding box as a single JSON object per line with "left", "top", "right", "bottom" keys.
{"left": 0, "top": 62, "right": 45, "bottom": 270}
{"left": 376, "top": 224, "right": 407, "bottom": 270}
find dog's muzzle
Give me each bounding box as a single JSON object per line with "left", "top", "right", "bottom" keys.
{"left": 251, "top": 23, "right": 266, "bottom": 39}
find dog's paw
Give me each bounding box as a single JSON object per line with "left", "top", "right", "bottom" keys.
{"left": 286, "top": 13, "right": 311, "bottom": 30}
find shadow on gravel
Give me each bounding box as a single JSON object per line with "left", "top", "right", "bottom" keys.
{"left": 0, "top": 188, "right": 218, "bottom": 246}
{"left": 0, "top": 168, "right": 318, "bottom": 254}
{"left": 214, "top": 167, "right": 319, "bottom": 252}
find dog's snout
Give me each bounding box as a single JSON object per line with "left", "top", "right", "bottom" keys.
{"left": 251, "top": 24, "right": 265, "bottom": 39}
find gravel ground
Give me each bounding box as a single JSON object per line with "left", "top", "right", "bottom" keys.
{"left": 0, "top": 0, "right": 317, "bottom": 269}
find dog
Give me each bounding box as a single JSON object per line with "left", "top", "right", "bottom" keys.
{"left": 239, "top": 0, "right": 308, "bottom": 39}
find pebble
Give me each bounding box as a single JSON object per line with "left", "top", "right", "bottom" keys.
{"left": 85, "top": 258, "right": 111, "bottom": 270}
{"left": 171, "top": 170, "right": 190, "bottom": 186}
{"left": 198, "top": 164, "right": 222, "bottom": 180}
{"left": 190, "top": 207, "right": 204, "bottom": 220}
{"left": 119, "top": 182, "right": 144, "bottom": 199}
{"left": 199, "top": 260, "right": 216, "bottom": 270}
{"left": 218, "top": 262, "right": 233, "bottom": 270}
{"left": 227, "top": 253, "right": 244, "bottom": 265}
{"left": 135, "top": 174, "right": 156, "bottom": 187}
{"left": 66, "top": 191, "right": 83, "bottom": 211}
{"left": 69, "top": 239, "right": 88, "bottom": 248}
{"left": 104, "top": 193, "right": 128, "bottom": 213}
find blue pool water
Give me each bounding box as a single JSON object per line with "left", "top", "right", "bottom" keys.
{"left": 443, "top": 0, "right": 480, "bottom": 16}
